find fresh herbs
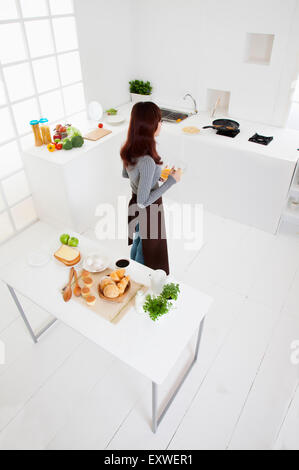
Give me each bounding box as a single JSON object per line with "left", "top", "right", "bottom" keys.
{"left": 143, "top": 295, "right": 171, "bottom": 322}
{"left": 162, "top": 283, "right": 180, "bottom": 301}
{"left": 129, "top": 80, "right": 152, "bottom": 96}
{"left": 143, "top": 283, "right": 180, "bottom": 322}
{"left": 106, "top": 108, "right": 118, "bottom": 116}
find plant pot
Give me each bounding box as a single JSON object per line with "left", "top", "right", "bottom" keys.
{"left": 130, "top": 93, "right": 152, "bottom": 103}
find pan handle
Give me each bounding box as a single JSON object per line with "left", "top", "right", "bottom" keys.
{"left": 202, "top": 126, "right": 215, "bottom": 129}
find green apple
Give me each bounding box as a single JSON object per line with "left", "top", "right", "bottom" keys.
{"left": 60, "top": 233, "right": 70, "bottom": 245}
{"left": 68, "top": 237, "right": 79, "bottom": 247}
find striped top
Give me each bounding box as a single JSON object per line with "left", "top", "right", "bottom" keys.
{"left": 122, "top": 156, "right": 176, "bottom": 208}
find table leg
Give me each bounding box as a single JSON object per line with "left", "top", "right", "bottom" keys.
{"left": 152, "top": 317, "right": 205, "bottom": 433}
{"left": 7, "top": 285, "right": 57, "bottom": 344}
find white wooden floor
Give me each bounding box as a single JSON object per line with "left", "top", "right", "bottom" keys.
{"left": 0, "top": 211, "right": 299, "bottom": 450}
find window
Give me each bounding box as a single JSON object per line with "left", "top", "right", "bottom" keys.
{"left": 0, "top": 0, "right": 85, "bottom": 244}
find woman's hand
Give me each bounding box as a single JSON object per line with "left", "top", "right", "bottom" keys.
{"left": 171, "top": 168, "right": 183, "bottom": 183}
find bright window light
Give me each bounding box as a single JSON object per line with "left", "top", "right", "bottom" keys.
{"left": 0, "top": 142, "right": 23, "bottom": 179}
{"left": 0, "top": 0, "right": 18, "bottom": 21}
{"left": 32, "top": 56, "right": 60, "bottom": 93}
{"left": 39, "top": 89, "right": 64, "bottom": 123}
{"left": 20, "top": 0, "right": 48, "bottom": 18}
{"left": 25, "top": 20, "right": 54, "bottom": 58}
{"left": 0, "top": 108, "right": 15, "bottom": 143}
{"left": 58, "top": 51, "right": 82, "bottom": 85}
{"left": 63, "top": 83, "right": 85, "bottom": 115}
{"left": 4, "top": 63, "right": 35, "bottom": 102}
{"left": 0, "top": 211, "right": 14, "bottom": 243}
{"left": 53, "top": 17, "right": 78, "bottom": 52}
{"left": 50, "top": 0, "right": 74, "bottom": 15}
{"left": 0, "top": 24, "right": 27, "bottom": 64}
{"left": 12, "top": 98, "right": 39, "bottom": 135}
{"left": 2, "top": 171, "right": 30, "bottom": 206}
{"left": 10, "top": 196, "right": 37, "bottom": 230}
{"left": 0, "top": 81, "right": 7, "bottom": 106}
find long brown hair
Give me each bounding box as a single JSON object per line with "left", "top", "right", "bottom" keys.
{"left": 121, "top": 102, "right": 162, "bottom": 167}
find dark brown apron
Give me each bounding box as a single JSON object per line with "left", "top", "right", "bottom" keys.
{"left": 128, "top": 193, "right": 170, "bottom": 275}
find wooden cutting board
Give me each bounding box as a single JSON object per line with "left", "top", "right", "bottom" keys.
{"left": 84, "top": 128, "right": 112, "bottom": 141}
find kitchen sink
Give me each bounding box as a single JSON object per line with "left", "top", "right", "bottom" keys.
{"left": 160, "top": 107, "right": 191, "bottom": 123}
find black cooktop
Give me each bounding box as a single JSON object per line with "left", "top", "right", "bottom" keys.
{"left": 216, "top": 128, "right": 240, "bottom": 138}
{"left": 249, "top": 133, "right": 274, "bottom": 146}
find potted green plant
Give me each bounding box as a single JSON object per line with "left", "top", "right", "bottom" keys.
{"left": 143, "top": 283, "right": 181, "bottom": 322}
{"left": 129, "top": 79, "right": 153, "bottom": 103}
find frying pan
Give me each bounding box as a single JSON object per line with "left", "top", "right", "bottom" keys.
{"left": 203, "top": 119, "right": 240, "bottom": 132}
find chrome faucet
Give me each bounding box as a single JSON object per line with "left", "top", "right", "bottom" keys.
{"left": 183, "top": 93, "right": 198, "bottom": 115}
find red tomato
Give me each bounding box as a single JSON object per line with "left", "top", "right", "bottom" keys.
{"left": 98, "top": 123, "right": 103, "bottom": 128}
{"left": 55, "top": 142, "right": 63, "bottom": 150}
{"left": 60, "top": 126, "right": 67, "bottom": 133}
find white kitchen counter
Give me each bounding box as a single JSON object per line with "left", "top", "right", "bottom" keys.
{"left": 23, "top": 103, "right": 299, "bottom": 234}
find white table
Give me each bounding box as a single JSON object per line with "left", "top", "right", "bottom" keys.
{"left": 0, "top": 233, "right": 213, "bottom": 433}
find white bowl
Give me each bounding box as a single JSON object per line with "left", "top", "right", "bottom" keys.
{"left": 106, "top": 114, "right": 125, "bottom": 125}
{"left": 83, "top": 253, "right": 109, "bottom": 273}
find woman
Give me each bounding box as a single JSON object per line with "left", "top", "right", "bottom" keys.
{"left": 121, "top": 102, "right": 182, "bottom": 275}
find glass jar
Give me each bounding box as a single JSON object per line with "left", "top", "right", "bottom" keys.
{"left": 39, "top": 118, "right": 52, "bottom": 145}
{"left": 30, "top": 120, "right": 43, "bottom": 147}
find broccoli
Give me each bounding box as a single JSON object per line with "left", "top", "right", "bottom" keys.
{"left": 71, "top": 135, "right": 84, "bottom": 148}
{"left": 63, "top": 139, "right": 73, "bottom": 150}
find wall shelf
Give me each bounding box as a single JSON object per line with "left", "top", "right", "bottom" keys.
{"left": 245, "top": 33, "right": 275, "bottom": 66}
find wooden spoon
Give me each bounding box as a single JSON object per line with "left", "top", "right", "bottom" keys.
{"left": 63, "top": 267, "right": 74, "bottom": 302}
{"left": 73, "top": 269, "right": 82, "bottom": 297}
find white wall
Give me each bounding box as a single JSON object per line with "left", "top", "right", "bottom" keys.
{"left": 132, "top": 0, "right": 299, "bottom": 126}
{"left": 74, "top": 0, "right": 134, "bottom": 111}
{"left": 75, "top": 0, "right": 299, "bottom": 127}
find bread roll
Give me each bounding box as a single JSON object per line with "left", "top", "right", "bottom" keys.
{"left": 101, "top": 277, "right": 115, "bottom": 289}
{"left": 115, "top": 269, "right": 126, "bottom": 279}
{"left": 104, "top": 284, "right": 119, "bottom": 298}
{"left": 110, "top": 271, "right": 121, "bottom": 282}
{"left": 117, "top": 277, "right": 129, "bottom": 294}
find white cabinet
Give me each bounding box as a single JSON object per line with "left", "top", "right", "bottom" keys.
{"left": 23, "top": 130, "right": 129, "bottom": 233}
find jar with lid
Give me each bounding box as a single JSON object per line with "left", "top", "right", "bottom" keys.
{"left": 30, "top": 120, "right": 43, "bottom": 147}
{"left": 39, "top": 118, "right": 52, "bottom": 145}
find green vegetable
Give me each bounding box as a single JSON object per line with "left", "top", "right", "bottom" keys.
{"left": 67, "top": 126, "right": 82, "bottom": 138}
{"left": 71, "top": 135, "right": 84, "bottom": 148}
{"left": 54, "top": 138, "right": 61, "bottom": 143}
{"left": 162, "top": 283, "right": 180, "bottom": 301}
{"left": 143, "top": 294, "right": 171, "bottom": 322}
{"left": 63, "top": 139, "right": 73, "bottom": 150}
{"left": 60, "top": 233, "right": 70, "bottom": 245}
{"left": 143, "top": 282, "right": 181, "bottom": 321}
{"left": 105, "top": 108, "right": 118, "bottom": 116}
{"left": 129, "top": 80, "right": 152, "bottom": 96}
{"left": 68, "top": 237, "right": 79, "bottom": 247}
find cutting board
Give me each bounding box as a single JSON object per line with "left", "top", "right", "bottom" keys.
{"left": 84, "top": 128, "right": 112, "bottom": 141}
{"left": 62, "top": 268, "right": 147, "bottom": 325}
